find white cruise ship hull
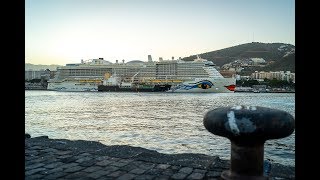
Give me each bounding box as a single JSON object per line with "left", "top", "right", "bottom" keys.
{"left": 166, "top": 78, "right": 236, "bottom": 93}
{"left": 47, "top": 81, "right": 99, "bottom": 92}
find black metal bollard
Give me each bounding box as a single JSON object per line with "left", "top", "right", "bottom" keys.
{"left": 203, "top": 105, "right": 294, "bottom": 180}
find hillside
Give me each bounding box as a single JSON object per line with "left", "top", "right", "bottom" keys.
{"left": 238, "top": 52, "right": 295, "bottom": 75}
{"left": 259, "top": 53, "right": 295, "bottom": 72}
{"left": 182, "top": 42, "right": 295, "bottom": 68}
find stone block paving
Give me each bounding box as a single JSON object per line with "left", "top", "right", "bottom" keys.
{"left": 25, "top": 137, "right": 294, "bottom": 180}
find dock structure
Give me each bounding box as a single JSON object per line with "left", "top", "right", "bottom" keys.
{"left": 25, "top": 136, "right": 294, "bottom": 180}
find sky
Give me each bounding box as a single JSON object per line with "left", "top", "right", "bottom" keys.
{"left": 25, "top": 0, "right": 295, "bottom": 65}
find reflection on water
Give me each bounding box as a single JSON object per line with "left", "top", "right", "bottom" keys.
{"left": 25, "top": 91, "right": 295, "bottom": 166}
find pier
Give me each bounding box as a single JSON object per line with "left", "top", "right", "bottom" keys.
{"left": 25, "top": 136, "right": 294, "bottom": 180}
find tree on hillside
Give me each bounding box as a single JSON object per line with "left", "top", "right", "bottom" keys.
{"left": 236, "top": 79, "right": 260, "bottom": 87}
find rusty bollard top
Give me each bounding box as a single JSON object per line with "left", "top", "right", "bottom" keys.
{"left": 203, "top": 105, "right": 295, "bottom": 146}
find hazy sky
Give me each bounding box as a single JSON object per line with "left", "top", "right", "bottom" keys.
{"left": 25, "top": 0, "right": 295, "bottom": 65}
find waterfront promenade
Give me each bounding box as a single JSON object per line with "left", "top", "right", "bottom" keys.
{"left": 25, "top": 135, "right": 295, "bottom": 180}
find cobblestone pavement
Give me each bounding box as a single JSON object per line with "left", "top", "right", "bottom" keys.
{"left": 25, "top": 136, "right": 295, "bottom": 180}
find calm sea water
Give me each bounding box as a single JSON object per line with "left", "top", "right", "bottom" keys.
{"left": 25, "top": 91, "right": 295, "bottom": 166}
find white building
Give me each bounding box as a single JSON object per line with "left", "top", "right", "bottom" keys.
{"left": 250, "top": 70, "right": 295, "bottom": 82}
{"left": 25, "top": 69, "right": 51, "bottom": 80}
{"left": 250, "top": 58, "right": 266, "bottom": 65}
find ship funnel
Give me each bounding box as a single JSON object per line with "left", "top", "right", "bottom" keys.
{"left": 148, "top": 55, "right": 152, "bottom": 62}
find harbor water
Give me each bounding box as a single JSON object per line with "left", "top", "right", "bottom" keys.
{"left": 25, "top": 91, "right": 295, "bottom": 166}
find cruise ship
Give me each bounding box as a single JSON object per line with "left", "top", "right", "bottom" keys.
{"left": 47, "top": 56, "right": 236, "bottom": 93}
{"left": 47, "top": 58, "right": 107, "bottom": 91}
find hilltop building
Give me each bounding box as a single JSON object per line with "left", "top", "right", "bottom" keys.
{"left": 250, "top": 58, "right": 266, "bottom": 65}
